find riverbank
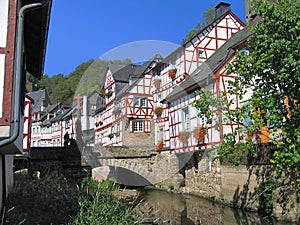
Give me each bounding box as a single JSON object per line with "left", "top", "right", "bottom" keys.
{"left": 149, "top": 162, "right": 300, "bottom": 224}
{"left": 133, "top": 186, "right": 298, "bottom": 225}
{"left": 3, "top": 171, "right": 142, "bottom": 224}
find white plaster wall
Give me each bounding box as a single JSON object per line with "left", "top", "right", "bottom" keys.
{"left": 0, "top": 54, "right": 5, "bottom": 118}
{"left": 0, "top": 0, "right": 9, "bottom": 48}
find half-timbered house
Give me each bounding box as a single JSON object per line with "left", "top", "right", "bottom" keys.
{"left": 94, "top": 56, "right": 162, "bottom": 147}
{"left": 151, "top": 2, "right": 245, "bottom": 150}
{"left": 163, "top": 26, "right": 251, "bottom": 152}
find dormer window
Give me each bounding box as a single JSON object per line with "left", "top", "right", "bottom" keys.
{"left": 134, "top": 97, "right": 148, "bottom": 108}
{"left": 105, "top": 86, "right": 113, "bottom": 98}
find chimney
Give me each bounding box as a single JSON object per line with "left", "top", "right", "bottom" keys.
{"left": 41, "top": 98, "right": 45, "bottom": 111}
{"left": 215, "top": 2, "right": 231, "bottom": 18}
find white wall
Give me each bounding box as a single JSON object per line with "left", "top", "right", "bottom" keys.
{"left": 0, "top": 0, "right": 9, "bottom": 48}
{"left": 0, "top": 54, "right": 5, "bottom": 118}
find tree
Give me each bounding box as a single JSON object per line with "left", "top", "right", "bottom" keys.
{"left": 223, "top": 0, "right": 300, "bottom": 194}
{"left": 182, "top": 4, "right": 215, "bottom": 44}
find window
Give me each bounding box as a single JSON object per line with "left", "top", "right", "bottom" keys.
{"left": 134, "top": 97, "right": 148, "bottom": 108}
{"left": 157, "top": 94, "right": 163, "bottom": 107}
{"left": 130, "top": 120, "right": 151, "bottom": 133}
{"left": 158, "top": 127, "right": 164, "bottom": 141}
{"left": 141, "top": 98, "right": 147, "bottom": 107}
{"left": 182, "top": 107, "right": 190, "bottom": 130}
{"left": 116, "top": 123, "right": 120, "bottom": 132}
{"left": 134, "top": 121, "right": 143, "bottom": 132}
{"left": 65, "top": 120, "right": 70, "bottom": 129}
{"left": 198, "top": 49, "right": 204, "bottom": 58}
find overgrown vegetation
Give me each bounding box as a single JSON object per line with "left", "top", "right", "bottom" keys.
{"left": 225, "top": 0, "right": 300, "bottom": 196}
{"left": 256, "top": 179, "right": 280, "bottom": 215}
{"left": 194, "top": 0, "right": 300, "bottom": 196}
{"left": 182, "top": 4, "right": 215, "bottom": 44}
{"left": 3, "top": 171, "right": 141, "bottom": 225}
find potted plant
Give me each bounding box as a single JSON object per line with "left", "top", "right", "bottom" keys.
{"left": 192, "top": 125, "right": 208, "bottom": 144}
{"left": 178, "top": 130, "right": 190, "bottom": 145}
{"left": 108, "top": 133, "right": 114, "bottom": 139}
{"left": 105, "top": 90, "right": 113, "bottom": 97}
{"left": 154, "top": 107, "right": 163, "bottom": 117}
{"left": 168, "top": 68, "right": 177, "bottom": 80}
{"left": 156, "top": 140, "right": 164, "bottom": 152}
{"left": 153, "top": 78, "right": 161, "bottom": 88}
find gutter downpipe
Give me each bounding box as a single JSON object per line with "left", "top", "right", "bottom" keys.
{"left": 0, "top": 1, "right": 49, "bottom": 208}
{"left": 0, "top": 1, "right": 49, "bottom": 149}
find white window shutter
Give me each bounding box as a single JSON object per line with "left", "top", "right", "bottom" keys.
{"left": 144, "top": 120, "right": 151, "bottom": 133}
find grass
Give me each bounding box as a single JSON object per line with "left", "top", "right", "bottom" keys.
{"left": 2, "top": 171, "right": 141, "bottom": 225}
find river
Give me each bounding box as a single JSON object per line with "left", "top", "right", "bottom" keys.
{"left": 135, "top": 188, "right": 296, "bottom": 225}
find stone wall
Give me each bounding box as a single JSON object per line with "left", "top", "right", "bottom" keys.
{"left": 122, "top": 119, "right": 155, "bottom": 147}
{"left": 181, "top": 156, "right": 300, "bottom": 222}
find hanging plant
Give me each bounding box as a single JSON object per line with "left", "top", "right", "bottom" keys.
{"left": 153, "top": 78, "right": 161, "bottom": 88}
{"left": 108, "top": 133, "right": 114, "bottom": 139}
{"left": 154, "top": 107, "right": 163, "bottom": 117}
{"left": 192, "top": 125, "right": 208, "bottom": 143}
{"left": 168, "top": 68, "right": 177, "bottom": 80}
{"left": 156, "top": 140, "right": 164, "bottom": 152}
{"left": 178, "top": 130, "right": 190, "bottom": 144}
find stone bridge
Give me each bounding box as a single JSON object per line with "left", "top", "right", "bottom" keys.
{"left": 82, "top": 145, "right": 194, "bottom": 186}
{"left": 15, "top": 145, "right": 196, "bottom": 186}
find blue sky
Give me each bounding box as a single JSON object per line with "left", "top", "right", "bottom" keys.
{"left": 44, "top": 0, "right": 246, "bottom": 76}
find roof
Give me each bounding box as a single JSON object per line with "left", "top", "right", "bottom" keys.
{"left": 164, "top": 27, "right": 250, "bottom": 103}
{"left": 109, "top": 64, "right": 137, "bottom": 83}
{"left": 115, "top": 54, "right": 163, "bottom": 101}
{"left": 26, "top": 89, "right": 50, "bottom": 113}
{"left": 182, "top": 6, "right": 244, "bottom": 47}
{"left": 23, "top": 0, "right": 52, "bottom": 79}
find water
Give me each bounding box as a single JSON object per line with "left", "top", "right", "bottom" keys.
{"left": 136, "top": 188, "right": 296, "bottom": 225}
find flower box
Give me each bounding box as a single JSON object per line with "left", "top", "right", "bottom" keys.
{"left": 156, "top": 141, "right": 164, "bottom": 152}
{"left": 154, "top": 107, "right": 163, "bottom": 117}
{"left": 168, "top": 68, "right": 177, "bottom": 80}
{"left": 105, "top": 90, "right": 113, "bottom": 97}
{"left": 192, "top": 125, "right": 208, "bottom": 143}
{"left": 178, "top": 130, "right": 190, "bottom": 144}
{"left": 153, "top": 78, "right": 161, "bottom": 88}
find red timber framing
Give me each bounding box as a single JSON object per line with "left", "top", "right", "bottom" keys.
{"left": 151, "top": 10, "right": 244, "bottom": 150}
{"left": 0, "top": 0, "right": 17, "bottom": 127}
{"left": 167, "top": 30, "right": 251, "bottom": 152}
{"left": 23, "top": 95, "right": 33, "bottom": 152}
{"left": 125, "top": 75, "right": 154, "bottom": 118}
{"left": 183, "top": 12, "right": 244, "bottom": 76}
{"left": 94, "top": 62, "right": 157, "bottom": 147}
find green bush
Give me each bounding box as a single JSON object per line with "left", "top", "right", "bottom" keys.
{"left": 70, "top": 177, "right": 141, "bottom": 225}
{"left": 256, "top": 179, "right": 279, "bottom": 215}
{"left": 168, "top": 184, "right": 174, "bottom": 190}
{"left": 3, "top": 171, "right": 79, "bottom": 224}
{"left": 3, "top": 172, "right": 141, "bottom": 225}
